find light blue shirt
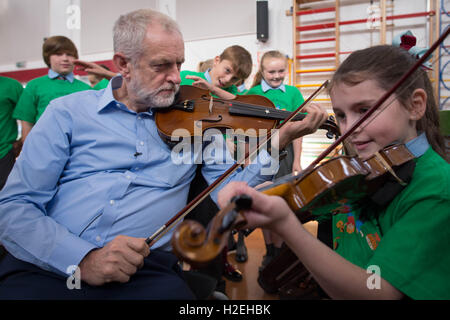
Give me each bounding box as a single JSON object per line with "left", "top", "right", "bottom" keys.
{"left": 0, "top": 75, "right": 277, "bottom": 276}
{"left": 405, "top": 132, "right": 429, "bottom": 157}
{"left": 204, "top": 69, "right": 212, "bottom": 83}
{"left": 48, "top": 69, "right": 75, "bottom": 83}
{"left": 261, "top": 78, "right": 286, "bottom": 93}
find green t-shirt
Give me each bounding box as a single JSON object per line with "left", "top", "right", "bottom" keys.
{"left": 13, "top": 75, "right": 91, "bottom": 124}
{"left": 332, "top": 147, "right": 450, "bottom": 299}
{"left": 180, "top": 70, "right": 240, "bottom": 96}
{"left": 0, "top": 76, "right": 23, "bottom": 159}
{"left": 246, "top": 84, "right": 305, "bottom": 112}
{"left": 93, "top": 78, "right": 109, "bottom": 90}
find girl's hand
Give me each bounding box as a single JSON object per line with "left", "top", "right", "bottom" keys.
{"left": 277, "top": 103, "right": 328, "bottom": 150}
{"left": 217, "top": 181, "right": 296, "bottom": 236}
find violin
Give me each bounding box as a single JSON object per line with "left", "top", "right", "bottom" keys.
{"left": 171, "top": 143, "right": 416, "bottom": 267}
{"left": 154, "top": 85, "right": 340, "bottom": 144}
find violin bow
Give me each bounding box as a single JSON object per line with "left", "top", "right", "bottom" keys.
{"left": 306, "top": 26, "right": 450, "bottom": 172}
{"left": 145, "top": 80, "right": 329, "bottom": 246}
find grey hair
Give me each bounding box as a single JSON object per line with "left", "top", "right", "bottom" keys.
{"left": 113, "top": 9, "right": 181, "bottom": 64}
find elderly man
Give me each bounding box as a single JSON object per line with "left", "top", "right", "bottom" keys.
{"left": 0, "top": 9, "right": 327, "bottom": 299}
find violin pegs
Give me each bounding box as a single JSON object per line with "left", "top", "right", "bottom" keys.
{"left": 232, "top": 194, "right": 253, "bottom": 212}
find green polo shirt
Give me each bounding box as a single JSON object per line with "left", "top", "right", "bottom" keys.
{"left": 13, "top": 75, "right": 91, "bottom": 124}
{"left": 180, "top": 70, "right": 240, "bottom": 96}
{"left": 0, "top": 76, "right": 23, "bottom": 159}
{"left": 93, "top": 78, "right": 109, "bottom": 90}
{"left": 246, "top": 84, "right": 305, "bottom": 112}
{"left": 332, "top": 147, "right": 450, "bottom": 299}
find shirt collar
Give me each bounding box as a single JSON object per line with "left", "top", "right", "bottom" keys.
{"left": 405, "top": 132, "right": 429, "bottom": 157}
{"left": 204, "top": 69, "right": 212, "bottom": 83}
{"left": 97, "top": 74, "right": 125, "bottom": 112}
{"left": 48, "top": 69, "right": 75, "bottom": 83}
{"left": 261, "top": 78, "right": 286, "bottom": 92}
{"left": 97, "top": 74, "right": 153, "bottom": 115}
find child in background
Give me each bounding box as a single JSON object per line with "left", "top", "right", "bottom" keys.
{"left": 197, "top": 59, "right": 214, "bottom": 73}
{"left": 218, "top": 44, "right": 450, "bottom": 299}
{"left": 13, "top": 36, "right": 91, "bottom": 141}
{"left": 247, "top": 50, "right": 305, "bottom": 269}
{"left": 181, "top": 45, "right": 252, "bottom": 99}
{"left": 0, "top": 76, "right": 23, "bottom": 189}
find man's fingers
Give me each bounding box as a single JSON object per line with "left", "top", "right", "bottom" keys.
{"left": 126, "top": 238, "right": 150, "bottom": 256}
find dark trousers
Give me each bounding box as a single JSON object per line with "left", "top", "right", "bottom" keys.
{"left": 0, "top": 148, "right": 15, "bottom": 190}
{"left": 275, "top": 143, "right": 294, "bottom": 179}
{"left": 0, "top": 250, "right": 196, "bottom": 300}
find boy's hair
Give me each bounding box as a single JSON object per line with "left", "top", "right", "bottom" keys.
{"left": 219, "top": 45, "right": 252, "bottom": 81}
{"left": 329, "top": 45, "right": 446, "bottom": 161}
{"left": 251, "top": 50, "right": 287, "bottom": 88}
{"left": 113, "top": 9, "right": 181, "bottom": 66}
{"left": 42, "top": 36, "right": 78, "bottom": 68}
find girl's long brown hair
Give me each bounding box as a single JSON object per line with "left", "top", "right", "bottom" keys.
{"left": 329, "top": 45, "right": 447, "bottom": 161}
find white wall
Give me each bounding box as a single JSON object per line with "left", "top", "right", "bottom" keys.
{"left": 1, "top": 0, "right": 447, "bottom": 113}
{"left": 0, "top": 0, "right": 291, "bottom": 74}
{"left": 182, "top": 0, "right": 293, "bottom": 88}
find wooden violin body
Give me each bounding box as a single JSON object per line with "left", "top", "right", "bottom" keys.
{"left": 154, "top": 85, "right": 339, "bottom": 143}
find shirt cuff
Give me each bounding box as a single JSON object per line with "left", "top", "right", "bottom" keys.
{"left": 48, "top": 232, "right": 98, "bottom": 275}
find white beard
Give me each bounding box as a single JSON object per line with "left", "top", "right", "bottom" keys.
{"left": 129, "top": 77, "right": 180, "bottom": 109}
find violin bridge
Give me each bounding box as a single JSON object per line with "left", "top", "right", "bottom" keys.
{"left": 209, "top": 95, "right": 213, "bottom": 114}
{"left": 374, "top": 152, "right": 407, "bottom": 186}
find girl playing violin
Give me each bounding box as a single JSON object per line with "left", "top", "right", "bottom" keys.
{"left": 217, "top": 44, "right": 450, "bottom": 299}
{"left": 247, "top": 50, "right": 306, "bottom": 270}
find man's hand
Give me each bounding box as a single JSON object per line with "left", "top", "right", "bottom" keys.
{"left": 78, "top": 235, "right": 150, "bottom": 286}
{"left": 276, "top": 103, "right": 328, "bottom": 150}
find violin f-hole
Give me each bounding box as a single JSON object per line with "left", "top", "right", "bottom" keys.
{"left": 198, "top": 115, "right": 223, "bottom": 123}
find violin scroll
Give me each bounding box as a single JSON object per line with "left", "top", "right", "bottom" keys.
{"left": 171, "top": 195, "right": 252, "bottom": 267}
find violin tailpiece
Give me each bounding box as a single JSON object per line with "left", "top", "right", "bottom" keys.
{"left": 373, "top": 152, "right": 407, "bottom": 186}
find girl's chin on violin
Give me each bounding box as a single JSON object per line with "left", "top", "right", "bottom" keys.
{"left": 351, "top": 140, "right": 375, "bottom": 159}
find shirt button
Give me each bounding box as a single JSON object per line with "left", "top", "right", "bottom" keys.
{"left": 110, "top": 200, "right": 115, "bottom": 205}
{"left": 137, "top": 116, "right": 142, "bottom": 120}
{"left": 96, "top": 236, "right": 101, "bottom": 242}
{"left": 140, "top": 141, "right": 144, "bottom": 146}
{"left": 126, "top": 175, "right": 131, "bottom": 180}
